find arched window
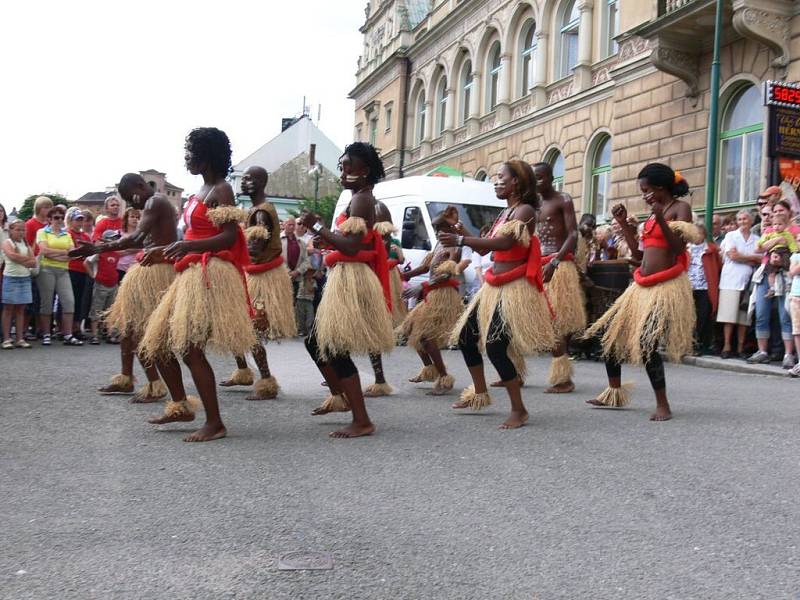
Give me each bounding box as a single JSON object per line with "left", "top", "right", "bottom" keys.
{"left": 460, "top": 60, "right": 474, "bottom": 126}
{"left": 558, "top": 1, "right": 580, "bottom": 79}
{"left": 604, "top": 0, "right": 619, "bottom": 57}
{"left": 486, "top": 42, "right": 502, "bottom": 111}
{"left": 719, "top": 84, "right": 763, "bottom": 205}
{"left": 436, "top": 76, "right": 448, "bottom": 135}
{"left": 475, "top": 170, "right": 488, "bottom": 182}
{"left": 590, "top": 136, "right": 612, "bottom": 218}
{"left": 519, "top": 20, "right": 536, "bottom": 97}
{"left": 415, "top": 90, "right": 427, "bottom": 145}
{"left": 547, "top": 150, "right": 565, "bottom": 191}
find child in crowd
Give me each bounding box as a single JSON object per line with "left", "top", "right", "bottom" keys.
{"left": 295, "top": 267, "right": 317, "bottom": 337}
{"left": 1, "top": 220, "right": 36, "bottom": 348}
{"left": 88, "top": 232, "right": 121, "bottom": 345}
{"left": 759, "top": 216, "right": 799, "bottom": 298}
{"left": 790, "top": 231, "right": 800, "bottom": 377}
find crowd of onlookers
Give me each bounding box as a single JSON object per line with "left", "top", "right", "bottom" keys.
{"left": 3, "top": 187, "right": 799, "bottom": 379}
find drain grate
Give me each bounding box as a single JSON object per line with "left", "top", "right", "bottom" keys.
{"left": 278, "top": 551, "right": 334, "bottom": 571}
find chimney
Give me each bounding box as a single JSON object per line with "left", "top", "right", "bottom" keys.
{"left": 309, "top": 143, "right": 317, "bottom": 166}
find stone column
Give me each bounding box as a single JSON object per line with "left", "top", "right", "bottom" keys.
{"left": 531, "top": 31, "right": 548, "bottom": 108}
{"left": 421, "top": 100, "right": 433, "bottom": 156}
{"left": 574, "top": 0, "right": 594, "bottom": 91}
{"left": 466, "top": 70, "right": 482, "bottom": 137}
{"left": 443, "top": 87, "right": 456, "bottom": 146}
{"left": 495, "top": 53, "right": 512, "bottom": 124}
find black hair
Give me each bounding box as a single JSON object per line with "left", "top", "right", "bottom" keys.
{"left": 579, "top": 213, "right": 596, "bottom": 227}
{"left": 775, "top": 199, "right": 792, "bottom": 213}
{"left": 637, "top": 162, "right": 689, "bottom": 197}
{"left": 118, "top": 173, "right": 145, "bottom": 194}
{"left": 186, "top": 127, "right": 232, "bottom": 178}
{"left": 504, "top": 160, "right": 539, "bottom": 209}
{"left": 532, "top": 162, "right": 552, "bottom": 177}
{"left": 0, "top": 202, "right": 6, "bottom": 227}
{"left": 341, "top": 142, "right": 385, "bottom": 185}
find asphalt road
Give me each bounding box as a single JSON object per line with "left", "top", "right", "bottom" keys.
{"left": 2, "top": 340, "right": 799, "bottom": 599}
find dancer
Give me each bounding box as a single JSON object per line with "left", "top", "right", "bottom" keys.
{"left": 139, "top": 127, "right": 256, "bottom": 442}
{"left": 441, "top": 161, "right": 556, "bottom": 429}
{"left": 299, "top": 142, "right": 394, "bottom": 438}
{"left": 585, "top": 163, "right": 699, "bottom": 421}
{"left": 398, "top": 208, "right": 464, "bottom": 395}
{"left": 70, "top": 174, "right": 178, "bottom": 402}
{"left": 219, "top": 166, "right": 297, "bottom": 399}
{"left": 532, "top": 162, "right": 586, "bottom": 393}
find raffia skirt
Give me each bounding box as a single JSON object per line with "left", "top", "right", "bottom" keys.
{"left": 584, "top": 272, "right": 694, "bottom": 364}
{"left": 398, "top": 286, "right": 463, "bottom": 350}
{"left": 247, "top": 264, "right": 297, "bottom": 339}
{"left": 138, "top": 258, "right": 256, "bottom": 360}
{"left": 545, "top": 261, "right": 587, "bottom": 337}
{"left": 105, "top": 262, "right": 175, "bottom": 340}
{"left": 313, "top": 262, "right": 394, "bottom": 360}
{"left": 389, "top": 267, "right": 408, "bottom": 327}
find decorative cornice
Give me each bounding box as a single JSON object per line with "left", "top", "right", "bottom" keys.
{"left": 650, "top": 39, "right": 699, "bottom": 99}
{"left": 732, "top": 2, "right": 791, "bottom": 73}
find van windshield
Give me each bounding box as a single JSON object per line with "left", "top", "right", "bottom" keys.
{"left": 426, "top": 202, "right": 503, "bottom": 234}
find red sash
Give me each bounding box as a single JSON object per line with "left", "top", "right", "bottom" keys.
{"left": 245, "top": 255, "right": 284, "bottom": 274}
{"left": 484, "top": 236, "right": 554, "bottom": 319}
{"left": 324, "top": 230, "right": 392, "bottom": 312}
{"left": 540, "top": 252, "right": 574, "bottom": 266}
{"left": 134, "top": 250, "right": 175, "bottom": 265}
{"left": 387, "top": 258, "right": 400, "bottom": 270}
{"left": 421, "top": 278, "right": 460, "bottom": 301}
{"left": 633, "top": 252, "right": 689, "bottom": 287}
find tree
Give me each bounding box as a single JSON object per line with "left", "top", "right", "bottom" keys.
{"left": 289, "top": 194, "right": 339, "bottom": 228}
{"left": 16, "top": 193, "right": 72, "bottom": 221}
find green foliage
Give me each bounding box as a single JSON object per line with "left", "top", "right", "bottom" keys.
{"left": 16, "top": 193, "right": 71, "bottom": 221}
{"left": 289, "top": 194, "right": 339, "bottom": 228}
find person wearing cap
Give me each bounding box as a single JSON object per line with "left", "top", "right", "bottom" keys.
{"left": 66, "top": 207, "right": 92, "bottom": 338}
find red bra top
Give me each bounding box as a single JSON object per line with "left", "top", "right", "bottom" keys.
{"left": 642, "top": 216, "right": 669, "bottom": 249}
{"left": 182, "top": 196, "right": 250, "bottom": 269}
{"left": 488, "top": 208, "right": 530, "bottom": 262}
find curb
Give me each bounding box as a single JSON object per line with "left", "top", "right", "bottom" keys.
{"left": 680, "top": 355, "right": 793, "bottom": 378}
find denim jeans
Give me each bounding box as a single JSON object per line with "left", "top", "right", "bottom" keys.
{"left": 754, "top": 279, "right": 792, "bottom": 341}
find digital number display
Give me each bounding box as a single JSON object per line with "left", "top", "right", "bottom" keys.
{"left": 766, "top": 81, "right": 800, "bottom": 109}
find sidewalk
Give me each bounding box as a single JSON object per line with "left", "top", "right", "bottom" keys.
{"left": 681, "top": 354, "right": 794, "bottom": 378}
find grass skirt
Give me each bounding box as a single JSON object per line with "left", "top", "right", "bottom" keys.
{"left": 584, "top": 272, "right": 694, "bottom": 364}
{"left": 247, "top": 264, "right": 297, "bottom": 339}
{"left": 139, "top": 258, "right": 257, "bottom": 360}
{"left": 546, "top": 261, "right": 587, "bottom": 337}
{"left": 389, "top": 268, "right": 408, "bottom": 327}
{"left": 313, "top": 262, "right": 394, "bottom": 360}
{"left": 106, "top": 263, "right": 175, "bottom": 339}
{"left": 399, "top": 286, "right": 463, "bottom": 350}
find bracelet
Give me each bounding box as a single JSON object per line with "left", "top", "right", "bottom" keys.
{"left": 312, "top": 222, "right": 323, "bottom": 233}
{"left": 457, "top": 235, "right": 465, "bottom": 247}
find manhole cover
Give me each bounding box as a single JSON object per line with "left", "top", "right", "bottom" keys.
{"left": 278, "top": 551, "right": 334, "bottom": 571}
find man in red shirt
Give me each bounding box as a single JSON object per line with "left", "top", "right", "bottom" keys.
{"left": 92, "top": 196, "right": 123, "bottom": 241}
{"left": 25, "top": 196, "right": 54, "bottom": 249}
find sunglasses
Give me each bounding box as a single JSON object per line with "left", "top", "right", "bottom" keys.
{"left": 756, "top": 200, "right": 767, "bottom": 205}
{"left": 761, "top": 212, "right": 771, "bottom": 217}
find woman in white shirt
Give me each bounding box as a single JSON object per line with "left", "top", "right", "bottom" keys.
{"left": 717, "top": 210, "right": 761, "bottom": 358}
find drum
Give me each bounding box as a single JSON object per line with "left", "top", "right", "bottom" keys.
{"left": 586, "top": 260, "right": 632, "bottom": 322}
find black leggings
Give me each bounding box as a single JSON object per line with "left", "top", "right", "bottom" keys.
{"left": 304, "top": 330, "right": 359, "bottom": 380}
{"left": 604, "top": 352, "right": 666, "bottom": 392}
{"left": 458, "top": 306, "right": 517, "bottom": 382}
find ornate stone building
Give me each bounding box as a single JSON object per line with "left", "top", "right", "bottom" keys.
{"left": 350, "top": 0, "right": 799, "bottom": 219}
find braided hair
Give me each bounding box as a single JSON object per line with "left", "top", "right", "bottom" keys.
{"left": 185, "top": 127, "right": 232, "bottom": 179}
{"left": 638, "top": 162, "right": 689, "bottom": 198}
{"left": 504, "top": 160, "right": 539, "bottom": 209}
{"left": 341, "top": 142, "right": 385, "bottom": 185}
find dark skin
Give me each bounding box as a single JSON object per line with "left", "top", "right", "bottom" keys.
{"left": 438, "top": 165, "right": 535, "bottom": 429}
{"left": 534, "top": 164, "right": 579, "bottom": 393}
{"left": 69, "top": 177, "right": 182, "bottom": 403}
{"left": 147, "top": 146, "right": 238, "bottom": 442}
{"left": 298, "top": 153, "right": 378, "bottom": 438}
{"left": 222, "top": 166, "right": 278, "bottom": 398}
{"left": 586, "top": 178, "right": 691, "bottom": 421}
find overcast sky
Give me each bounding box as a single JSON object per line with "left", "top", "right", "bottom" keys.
{"left": 1, "top": 0, "right": 367, "bottom": 211}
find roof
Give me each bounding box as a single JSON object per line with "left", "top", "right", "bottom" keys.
{"left": 232, "top": 115, "right": 343, "bottom": 176}
{"left": 140, "top": 169, "right": 166, "bottom": 176}
{"left": 405, "top": 0, "right": 430, "bottom": 28}
{"left": 164, "top": 181, "right": 184, "bottom": 192}
{"left": 75, "top": 191, "right": 110, "bottom": 204}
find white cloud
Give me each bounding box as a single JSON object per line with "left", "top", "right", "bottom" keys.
{"left": 0, "top": 0, "right": 366, "bottom": 210}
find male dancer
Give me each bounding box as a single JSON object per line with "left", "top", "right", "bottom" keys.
{"left": 532, "top": 162, "right": 586, "bottom": 393}
{"left": 69, "top": 173, "right": 186, "bottom": 403}
{"left": 220, "top": 166, "right": 296, "bottom": 399}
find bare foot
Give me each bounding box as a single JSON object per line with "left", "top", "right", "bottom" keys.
{"left": 130, "top": 393, "right": 163, "bottom": 404}
{"left": 490, "top": 377, "right": 524, "bottom": 388}
{"left": 329, "top": 422, "right": 375, "bottom": 438}
{"left": 311, "top": 406, "right": 331, "bottom": 416}
{"left": 544, "top": 381, "right": 575, "bottom": 394}
{"left": 246, "top": 393, "right": 276, "bottom": 401}
{"left": 184, "top": 423, "right": 227, "bottom": 442}
{"left": 219, "top": 379, "right": 244, "bottom": 387}
{"left": 148, "top": 413, "right": 195, "bottom": 425}
{"left": 650, "top": 408, "right": 673, "bottom": 422}
{"left": 586, "top": 398, "right": 607, "bottom": 407}
{"left": 499, "top": 410, "right": 528, "bottom": 429}
{"left": 98, "top": 383, "right": 134, "bottom": 395}
{"left": 451, "top": 400, "right": 469, "bottom": 409}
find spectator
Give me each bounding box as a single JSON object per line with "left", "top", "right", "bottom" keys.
{"left": 761, "top": 185, "right": 783, "bottom": 208}
{"left": 789, "top": 232, "right": 800, "bottom": 377}
{"left": 66, "top": 207, "right": 92, "bottom": 338}
{"left": 92, "top": 195, "right": 123, "bottom": 241}
{"left": 35, "top": 206, "right": 82, "bottom": 346}
{"left": 296, "top": 221, "right": 313, "bottom": 246}
{"left": 688, "top": 222, "right": 722, "bottom": 355}
{"left": 281, "top": 217, "right": 309, "bottom": 300}
{"left": 295, "top": 268, "right": 317, "bottom": 336}
{"left": 749, "top": 200, "right": 797, "bottom": 367}
{"left": 711, "top": 214, "right": 726, "bottom": 245}
{"left": 25, "top": 196, "right": 53, "bottom": 249}
{"left": 115, "top": 208, "right": 141, "bottom": 282}
{"left": 721, "top": 214, "right": 736, "bottom": 236}
{"left": 577, "top": 213, "right": 597, "bottom": 269}
{"left": 82, "top": 210, "right": 95, "bottom": 238}
{"left": 718, "top": 210, "right": 760, "bottom": 359}
{"left": 1, "top": 219, "right": 36, "bottom": 348}
{"left": 0, "top": 202, "right": 8, "bottom": 301}
{"left": 88, "top": 231, "right": 121, "bottom": 345}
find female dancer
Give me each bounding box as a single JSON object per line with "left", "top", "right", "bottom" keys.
{"left": 439, "top": 161, "right": 556, "bottom": 429}
{"left": 139, "top": 127, "right": 256, "bottom": 442}
{"left": 585, "top": 163, "right": 699, "bottom": 421}
{"left": 299, "top": 142, "right": 394, "bottom": 438}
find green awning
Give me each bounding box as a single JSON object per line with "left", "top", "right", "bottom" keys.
{"left": 425, "top": 165, "right": 466, "bottom": 178}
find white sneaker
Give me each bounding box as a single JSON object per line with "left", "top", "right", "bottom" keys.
{"left": 782, "top": 353, "right": 797, "bottom": 369}
{"left": 790, "top": 363, "right": 800, "bottom": 378}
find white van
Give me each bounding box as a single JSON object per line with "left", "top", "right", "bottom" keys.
{"left": 333, "top": 176, "right": 506, "bottom": 287}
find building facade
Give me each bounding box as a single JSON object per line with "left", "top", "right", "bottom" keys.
{"left": 139, "top": 169, "right": 185, "bottom": 211}
{"left": 351, "top": 0, "right": 800, "bottom": 220}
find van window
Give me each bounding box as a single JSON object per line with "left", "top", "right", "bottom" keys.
{"left": 426, "top": 202, "right": 503, "bottom": 233}
{"left": 401, "top": 206, "right": 431, "bottom": 250}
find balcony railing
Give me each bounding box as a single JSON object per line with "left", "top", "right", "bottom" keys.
{"left": 658, "top": 0, "right": 696, "bottom": 16}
